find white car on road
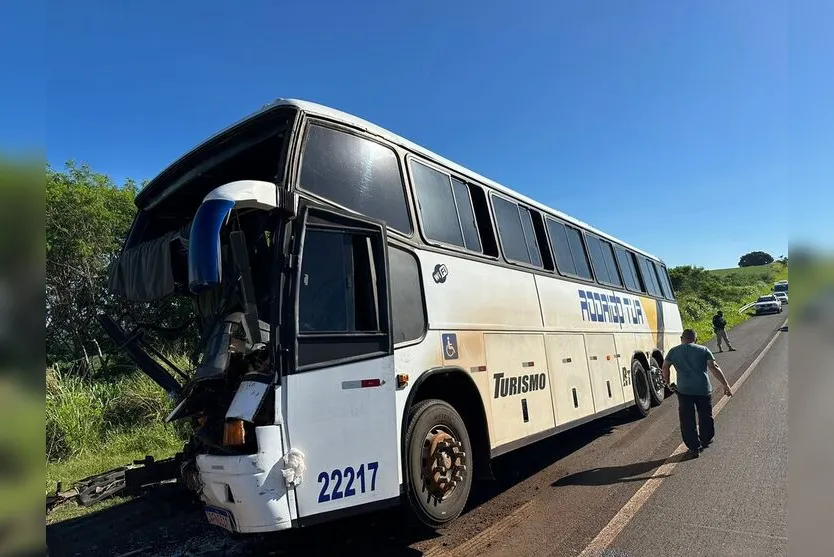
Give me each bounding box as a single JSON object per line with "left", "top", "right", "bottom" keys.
{"left": 755, "top": 294, "right": 783, "bottom": 315}
{"left": 774, "top": 291, "right": 788, "bottom": 305}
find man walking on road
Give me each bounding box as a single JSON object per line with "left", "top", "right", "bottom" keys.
{"left": 712, "top": 310, "right": 735, "bottom": 352}
{"left": 662, "top": 329, "right": 733, "bottom": 458}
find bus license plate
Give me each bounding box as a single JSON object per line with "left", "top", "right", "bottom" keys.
{"left": 205, "top": 506, "right": 235, "bottom": 532}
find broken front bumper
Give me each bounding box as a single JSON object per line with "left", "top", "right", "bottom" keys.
{"left": 195, "top": 425, "right": 294, "bottom": 533}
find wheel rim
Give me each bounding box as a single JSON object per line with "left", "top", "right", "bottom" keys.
{"left": 420, "top": 424, "right": 467, "bottom": 502}
{"left": 648, "top": 364, "right": 665, "bottom": 396}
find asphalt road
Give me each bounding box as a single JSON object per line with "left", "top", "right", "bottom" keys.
{"left": 606, "top": 332, "right": 787, "bottom": 556}
{"left": 47, "top": 309, "right": 788, "bottom": 557}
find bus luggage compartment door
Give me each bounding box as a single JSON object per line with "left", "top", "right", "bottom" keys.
{"left": 485, "top": 333, "right": 555, "bottom": 448}
{"left": 584, "top": 333, "right": 626, "bottom": 411}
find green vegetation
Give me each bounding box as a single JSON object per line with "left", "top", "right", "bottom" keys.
{"left": 45, "top": 162, "right": 194, "bottom": 525}
{"left": 46, "top": 367, "right": 186, "bottom": 462}
{"left": 671, "top": 261, "right": 788, "bottom": 342}
{"left": 46, "top": 367, "right": 186, "bottom": 523}
{"left": 737, "top": 250, "right": 777, "bottom": 267}
{"left": 46, "top": 161, "right": 193, "bottom": 376}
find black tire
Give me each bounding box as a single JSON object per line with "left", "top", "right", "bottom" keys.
{"left": 647, "top": 357, "right": 666, "bottom": 406}
{"left": 630, "top": 360, "right": 652, "bottom": 418}
{"left": 404, "top": 399, "right": 473, "bottom": 529}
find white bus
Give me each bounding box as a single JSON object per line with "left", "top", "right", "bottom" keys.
{"left": 104, "top": 98, "right": 683, "bottom": 533}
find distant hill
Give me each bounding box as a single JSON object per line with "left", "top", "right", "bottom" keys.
{"left": 708, "top": 262, "right": 786, "bottom": 280}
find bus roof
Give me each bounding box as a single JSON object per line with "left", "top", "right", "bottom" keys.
{"left": 141, "top": 97, "right": 663, "bottom": 263}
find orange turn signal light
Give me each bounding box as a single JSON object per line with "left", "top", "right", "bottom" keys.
{"left": 396, "top": 373, "right": 409, "bottom": 388}
{"left": 223, "top": 419, "right": 246, "bottom": 446}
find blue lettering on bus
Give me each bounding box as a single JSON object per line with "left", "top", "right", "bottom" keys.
{"left": 580, "top": 291, "right": 591, "bottom": 321}
{"left": 578, "top": 289, "right": 644, "bottom": 325}
{"left": 635, "top": 301, "right": 644, "bottom": 324}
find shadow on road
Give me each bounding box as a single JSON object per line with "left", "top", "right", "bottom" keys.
{"left": 551, "top": 452, "right": 692, "bottom": 488}
{"left": 466, "top": 408, "right": 644, "bottom": 509}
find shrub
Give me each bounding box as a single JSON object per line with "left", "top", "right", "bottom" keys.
{"left": 46, "top": 370, "right": 111, "bottom": 461}
{"left": 102, "top": 374, "right": 174, "bottom": 430}
{"left": 46, "top": 368, "right": 184, "bottom": 462}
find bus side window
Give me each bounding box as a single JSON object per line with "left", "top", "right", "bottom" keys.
{"left": 388, "top": 246, "right": 426, "bottom": 344}
{"left": 637, "top": 256, "right": 662, "bottom": 296}
{"left": 297, "top": 223, "right": 391, "bottom": 368}
{"left": 653, "top": 261, "right": 675, "bottom": 300}
{"left": 492, "top": 195, "right": 545, "bottom": 268}
{"left": 298, "top": 229, "right": 354, "bottom": 333}
{"left": 299, "top": 229, "right": 382, "bottom": 334}
{"left": 585, "top": 235, "right": 611, "bottom": 284}
{"left": 409, "top": 158, "right": 488, "bottom": 256}
{"left": 299, "top": 124, "right": 412, "bottom": 235}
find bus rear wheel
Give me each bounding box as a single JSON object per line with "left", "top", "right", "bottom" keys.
{"left": 404, "top": 399, "right": 473, "bottom": 529}
{"left": 631, "top": 360, "right": 652, "bottom": 418}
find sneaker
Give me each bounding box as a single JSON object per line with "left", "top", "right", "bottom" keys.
{"left": 729, "top": 348, "right": 736, "bottom": 352}
{"left": 685, "top": 448, "right": 701, "bottom": 459}
{"left": 701, "top": 441, "right": 712, "bottom": 450}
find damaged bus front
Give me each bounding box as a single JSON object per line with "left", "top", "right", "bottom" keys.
{"left": 107, "top": 180, "right": 301, "bottom": 531}
{"left": 103, "top": 101, "right": 302, "bottom": 532}
{"left": 103, "top": 101, "right": 402, "bottom": 533}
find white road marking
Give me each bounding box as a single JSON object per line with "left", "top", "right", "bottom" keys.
{"left": 576, "top": 318, "right": 788, "bottom": 557}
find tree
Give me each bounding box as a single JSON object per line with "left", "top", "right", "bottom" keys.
{"left": 668, "top": 265, "right": 716, "bottom": 293}
{"left": 46, "top": 162, "right": 139, "bottom": 368}
{"left": 46, "top": 162, "right": 196, "bottom": 376}
{"left": 738, "top": 251, "right": 774, "bottom": 267}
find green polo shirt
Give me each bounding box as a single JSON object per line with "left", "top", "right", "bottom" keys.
{"left": 665, "top": 342, "right": 714, "bottom": 396}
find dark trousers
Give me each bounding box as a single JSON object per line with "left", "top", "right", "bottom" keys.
{"left": 677, "top": 393, "right": 715, "bottom": 451}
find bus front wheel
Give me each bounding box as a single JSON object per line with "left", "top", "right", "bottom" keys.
{"left": 404, "top": 399, "right": 473, "bottom": 529}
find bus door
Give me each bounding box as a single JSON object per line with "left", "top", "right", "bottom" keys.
{"left": 284, "top": 205, "right": 399, "bottom": 522}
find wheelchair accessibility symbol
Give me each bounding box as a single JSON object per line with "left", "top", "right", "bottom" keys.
{"left": 442, "top": 333, "right": 458, "bottom": 360}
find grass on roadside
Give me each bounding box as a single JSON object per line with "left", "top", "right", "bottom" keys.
{"left": 46, "top": 424, "right": 183, "bottom": 524}
{"left": 708, "top": 263, "right": 785, "bottom": 278}
{"left": 46, "top": 368, "right": 186, "bottom": 524}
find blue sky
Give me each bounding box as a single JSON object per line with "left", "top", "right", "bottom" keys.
{"left": 9, "top": 1, "right": 832, "bottom": 268}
